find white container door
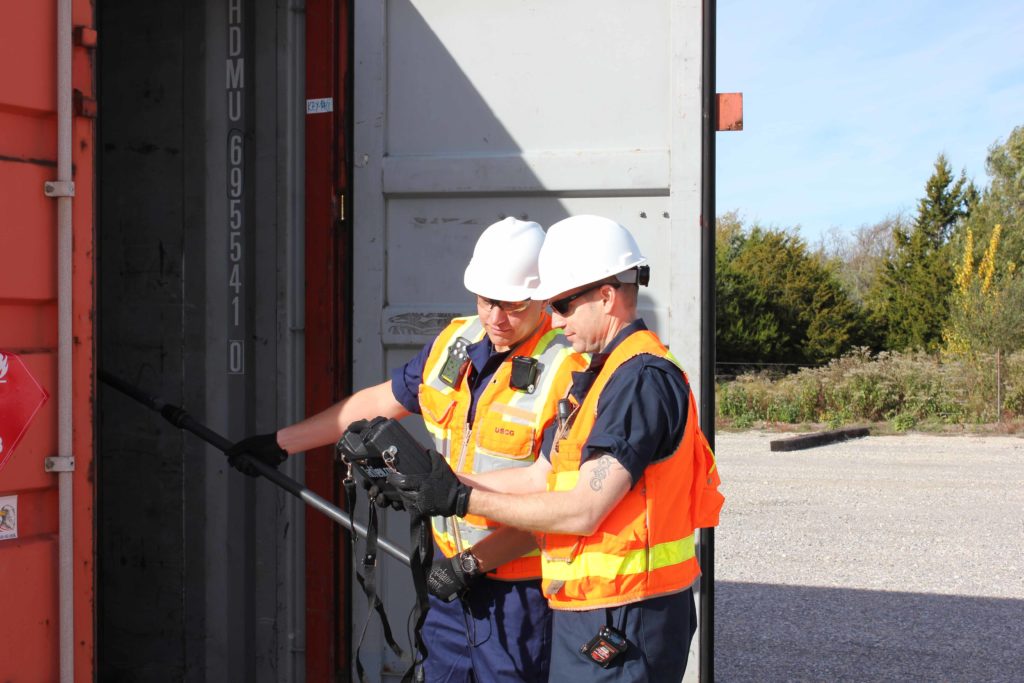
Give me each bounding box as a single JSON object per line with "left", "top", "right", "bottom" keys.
{"left": 352, "top": 1, "right": 704, "bottom": 679}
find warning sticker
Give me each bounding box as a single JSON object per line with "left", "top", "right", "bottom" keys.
{"left": 0, "top": 351, "right": 50, "bottom": 472}
{"left": 0, "top": 495, "right": 17, "bottom": 540}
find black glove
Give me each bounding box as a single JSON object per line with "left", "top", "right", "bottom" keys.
{"left": 364, "top": 481, "right": 406, "bottom": 511}
{"left": 387, "top": 449, "right": 471, "bottom": 518}
{"left": 227, "top": 432, "right": 287, "bottom": 477}
{"left": 427, "top": 554, "right": 474, "bottom": 603}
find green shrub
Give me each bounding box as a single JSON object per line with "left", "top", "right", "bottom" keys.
{"left": 715, "top": 349, "right": 1024, "bottom": 427}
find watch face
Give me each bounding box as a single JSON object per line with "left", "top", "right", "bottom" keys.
{"left": 460, "top": 551, "right": 479, "bottom": 575}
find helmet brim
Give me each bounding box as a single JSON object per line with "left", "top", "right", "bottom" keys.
{"left": 464, "top": 264, "right": 538, "bottom": 302}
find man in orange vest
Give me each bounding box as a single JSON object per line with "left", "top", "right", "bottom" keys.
{"left": 390, "top": 215, "right": 723, "bottom": 681}
{"left": 228, "top": 217, "right": 586, "bottom": 682}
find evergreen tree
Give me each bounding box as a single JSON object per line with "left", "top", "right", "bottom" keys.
{"left": 866, "top": 154, "right": 970, "bottom": 351}
{"left": 716, "top": 217, "right": 786, "bottom": 364}
{"left": 716, "top": 217, "right": 866, "bottom": 366}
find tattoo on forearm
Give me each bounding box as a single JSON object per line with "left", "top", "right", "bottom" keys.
{"left": 589, "top": 456, "right": 613, "bottom": 491}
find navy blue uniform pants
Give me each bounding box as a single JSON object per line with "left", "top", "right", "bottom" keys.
{"left": 421, "top": 576, "right": 552, "bottom": 682}
{"left": 548, "top": 589, "right": 697, "bottom": 682}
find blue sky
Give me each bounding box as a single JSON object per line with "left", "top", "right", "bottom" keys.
{"left": 716, "top": 0, "right": 1024, "bottom": 243}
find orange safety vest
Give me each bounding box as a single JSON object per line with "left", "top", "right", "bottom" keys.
{"left": 418, "top": 314, "right": 587, "bottom": 580}
{"left": 539, "top": 329, "right": 723, "bottom": 609}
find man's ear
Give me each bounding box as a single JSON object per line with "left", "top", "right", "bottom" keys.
{"left": 600, "top": 283, "right": 618, "bottom": 311}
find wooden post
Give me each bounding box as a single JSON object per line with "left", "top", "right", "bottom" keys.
{"left": 996, "top": 348, "right": 1003, "bottom": 421}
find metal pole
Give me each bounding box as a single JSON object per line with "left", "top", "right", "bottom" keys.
{"left": 100, "top": 372, "right": 411, "bottom": 565}
{"left": 700, "top": 0, "right": 718, "bottom": 679}
{"left": 56, "top": 0, "right": 75, "bottom": 680}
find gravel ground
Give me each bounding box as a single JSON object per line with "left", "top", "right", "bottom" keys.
{"left": 710, "top": 431, "right": 1024, "bottom": 682}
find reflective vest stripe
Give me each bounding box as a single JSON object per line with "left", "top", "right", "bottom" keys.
{"left": 541, "top": 535, "right": 695, "bottom": 581}
{"left": 540, "top": 329, "right": 723, "bottom": 608}
{"left": 419, "top": 314, "right": 586, "bottom": 580}
{"left": 420, "top": 317, "right": 485, "bottom": 454}
{"left": 487, "top": 402, "right": 536, "bottom": 422}
{"left": 471, "top": 450, "right": 535, "bottom": 474}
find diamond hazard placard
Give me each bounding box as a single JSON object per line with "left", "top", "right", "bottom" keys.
{"left": 0, "top": 351, "right": 50, "bottom": 472}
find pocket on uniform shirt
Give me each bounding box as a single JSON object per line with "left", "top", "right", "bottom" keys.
{"left": 474, "top": 404, "right": 537, "bottom": 461}
{"left": 418, "top": 384, "right": 457, "bottom": 427}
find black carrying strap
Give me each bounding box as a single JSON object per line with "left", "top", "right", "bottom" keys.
{"left": 606, "top": 604, "right": 628, "bottom": 632}
{"left": 347, "top": 479, "right": 403, "bottom": 682}
{"left": 401, "top": 514, "right": 434, "bottom": 683}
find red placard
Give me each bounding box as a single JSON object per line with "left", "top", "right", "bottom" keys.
{"left": 0, "top": 351, "right": 50, "bottom": 472}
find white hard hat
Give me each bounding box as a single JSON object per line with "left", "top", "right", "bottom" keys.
{"left": 533, "top": 215, "right": 648, "bottom": 300}
{"left": 463, "top": 217, "right": 545, "bottom": 301}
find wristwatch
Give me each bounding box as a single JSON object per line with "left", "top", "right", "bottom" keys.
{"left": 458, "top": 549, "right": 482, "bottom": 577}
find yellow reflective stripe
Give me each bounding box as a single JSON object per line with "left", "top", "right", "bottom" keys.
{"left": 503, "top": 385, "right": 534, "bottom": 411}
{"left": 542, "top": 535, "right": 695, "bottom": 581}
{"left": 435, "top": 519, "right": 541, "bottom": 558}
{"left": 423, "top": 420, "right": 447, "bottom": 439}
{"left": 551, "top": 470, "right": 579, "bottom": 490}
{"left": 501, "top": 330, "right": 575, "bottom": 419}
{"left": 533, "top": 328, "right": 562, "bottom": 355}
{"left": 664, "top": 349, "right": 683, "bottom": 369}
{"left": 530, "top": 345, "right": 573, "bottom": 409}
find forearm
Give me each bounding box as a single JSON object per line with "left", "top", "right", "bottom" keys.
{"left": 459, "top": 463, "right": 547, "bottom": 495}
{"left": 468, "top": 489, "right": 596, "bottom": 535}
{"left": 277, "top": 380, "right": 408, "bottom": 454}
{"left": 467, "top": 526, "right": 538, "bottom": 573}
{"left": 466, "top": 454, "right": 631, "bottom": 535}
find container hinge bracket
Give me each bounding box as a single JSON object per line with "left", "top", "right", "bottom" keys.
{"left": 45, "top": 456, "right": 76, "bottom": 473}
{"left": 44, "top": 181, "right": 76, "bottom": 198}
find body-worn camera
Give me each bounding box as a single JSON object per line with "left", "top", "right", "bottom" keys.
{"left": 580, "top": 625, "right": 629, "bottom": 668}
{"left": 509, "top": 355, "right": 539, "bottom": 393}
{"left": 335, "top": 417, "right": 434, "bottom": 491}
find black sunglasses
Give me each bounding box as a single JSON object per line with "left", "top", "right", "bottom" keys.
{"left": 549, "top": 281, "right": 620, "bottom": 316}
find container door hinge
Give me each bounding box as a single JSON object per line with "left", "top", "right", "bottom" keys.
{"left": 74, "top": 89, "right": 98, "bottom": 118}
{"left": 715, "top": 93, "right": 743, "bottom": 132}
{"left": 45, "top": 456, "right": 76, "bottom": 472}
{"left": 75, "top": 26, "right": 98, "bottom": 49}
{"left": 44, "top": 181, "right": 76, "bottom": 198}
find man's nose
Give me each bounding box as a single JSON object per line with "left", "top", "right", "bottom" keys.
{"left": 483, "top": 304, "right": 507, "bottom": 324}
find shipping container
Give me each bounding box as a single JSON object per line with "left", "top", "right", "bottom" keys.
{"left": 0, "top": 0, "right": 96, "bottom": 680}
{"left": 0, "top": 1, "right": 715, "bottom": 680}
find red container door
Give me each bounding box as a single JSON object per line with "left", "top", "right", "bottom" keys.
{"left": 0, "top": 0, "right": 95, "bottom": 680}
{"left": 305, "top": 0, "right": 353, "bottom": 678}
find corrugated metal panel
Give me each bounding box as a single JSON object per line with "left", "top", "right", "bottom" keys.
{"left": 0, "top": 0, "right": 96, "bottom": 679}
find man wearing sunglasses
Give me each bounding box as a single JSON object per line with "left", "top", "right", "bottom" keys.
{"left": 390, "top": 215, "right": 723, "bottom": 682}
{"left": 227, "top": 217, "right": 586, "bottom": 682}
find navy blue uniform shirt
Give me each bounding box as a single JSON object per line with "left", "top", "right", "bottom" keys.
{"left": 541, "top": 320, "right": 689, "bottom": 485}
{"left": 391, "top": 327, "right": 510, "bottom": 424}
